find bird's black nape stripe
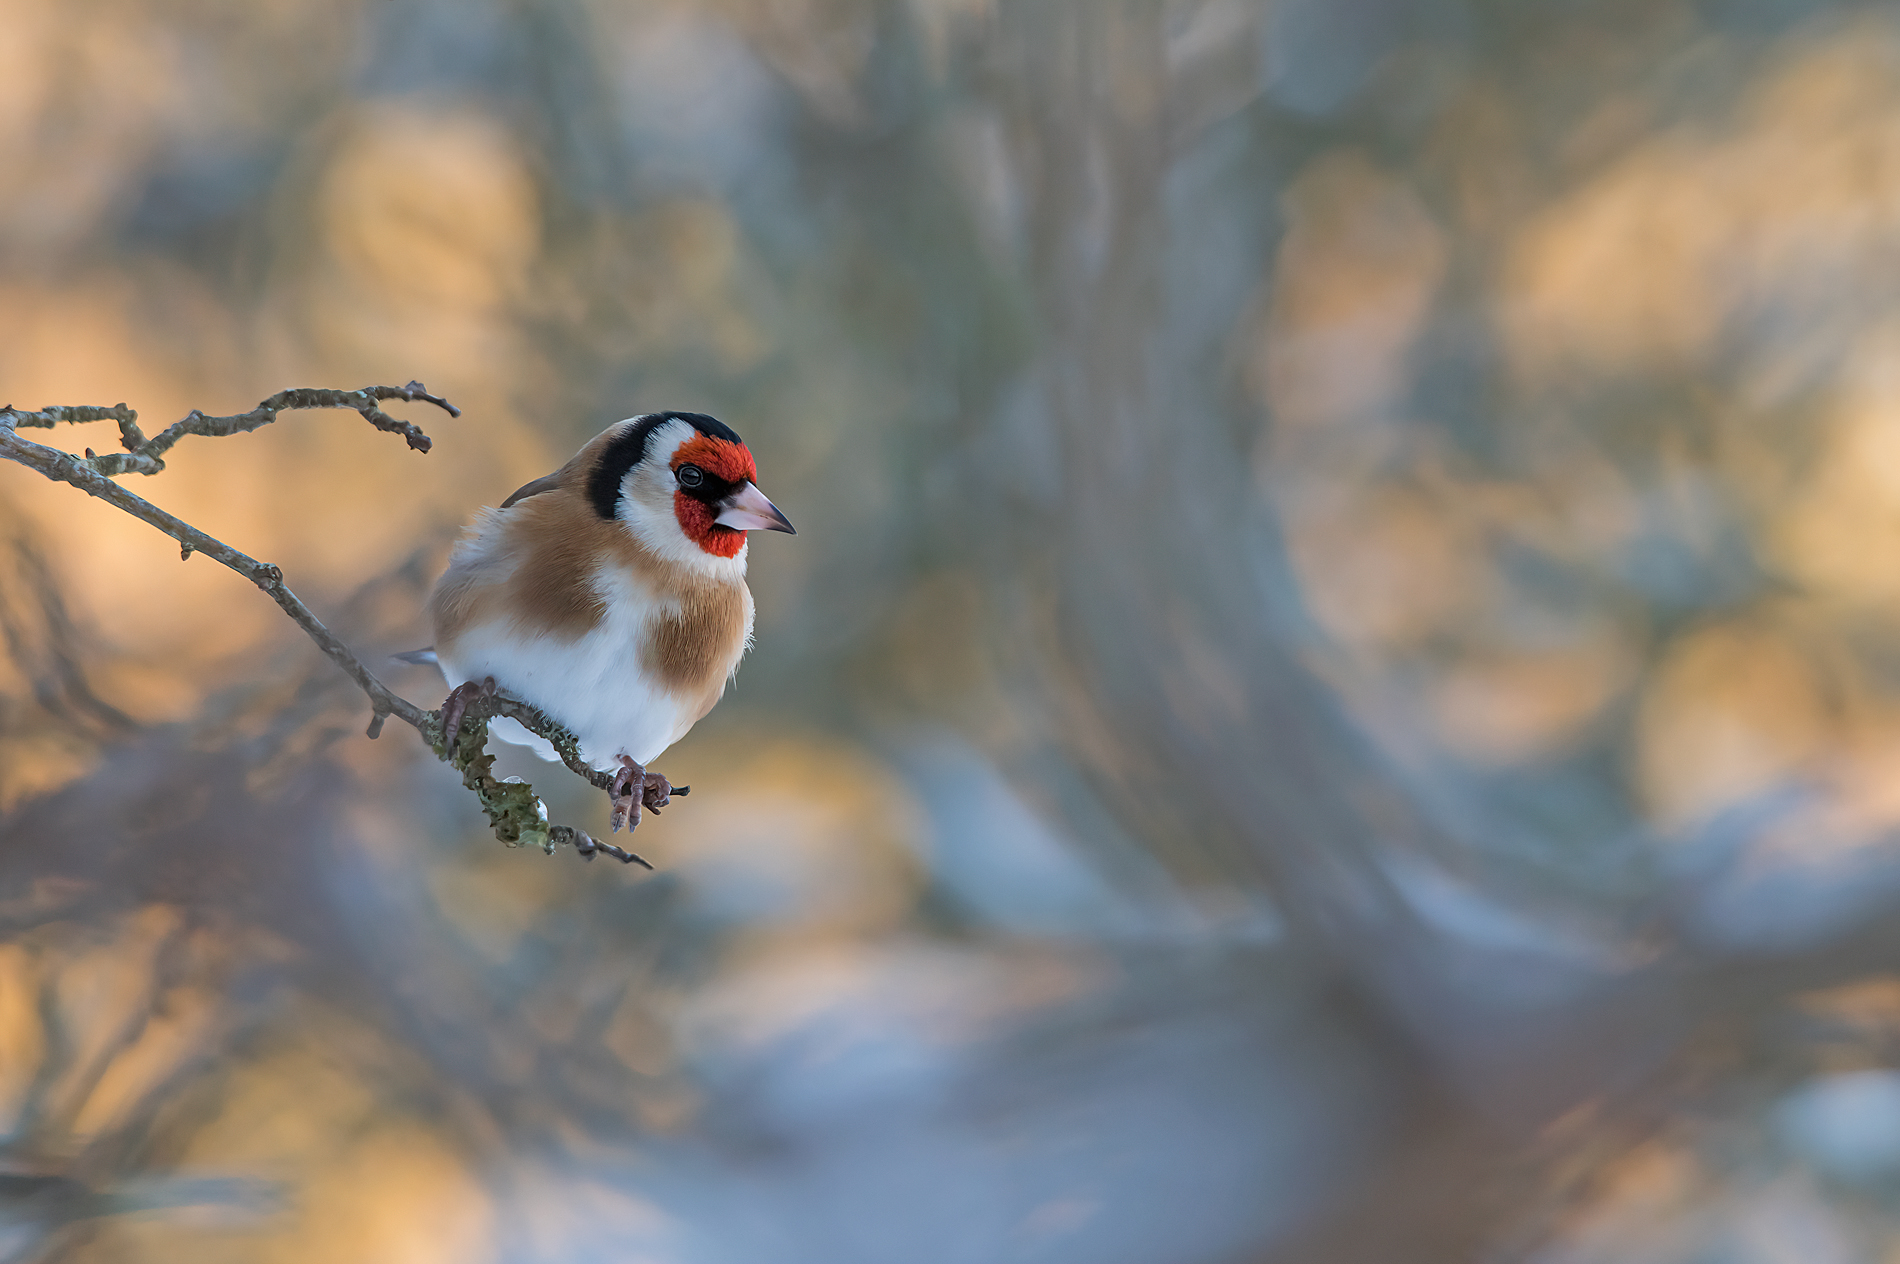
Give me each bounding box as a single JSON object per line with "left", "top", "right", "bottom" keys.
{"left": 585, "top": 411, "right": 744, "bottom": 520}
{"left": 586, "top": 416, "right": 668, "bottom": 519}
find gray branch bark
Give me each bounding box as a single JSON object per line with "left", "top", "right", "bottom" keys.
{"left": 0, "top": 385, "right": 644, "bottom": 866}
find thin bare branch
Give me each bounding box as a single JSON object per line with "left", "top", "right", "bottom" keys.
{"left": 0, "top": 422, "right": 424, "bottom": 731}
{"left": 0, "top": 386, "right": 633, "bottom": 867}
{"left": 0, "top": 381, "right": 459, "bottom": 477}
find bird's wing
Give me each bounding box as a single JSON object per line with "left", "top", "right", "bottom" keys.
{"left": 500, "top": 472, "right": 564, "bottom": 509}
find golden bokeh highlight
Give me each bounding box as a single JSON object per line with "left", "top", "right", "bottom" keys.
{"left": 1635, "top": 619, "right": 1829, "bottom": 828}
{"left": 662, "top": 736, "right": 927, "bottom": 942}
{"left": 10, "top": 3, "right": 1900, "bottom": 1260}
{"left": 1260, "top": 150, "right": 1446, "bottom": 442}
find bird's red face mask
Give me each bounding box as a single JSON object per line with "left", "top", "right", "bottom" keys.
{"left": 670, "top": 435, "right": 795, "bottom": 557}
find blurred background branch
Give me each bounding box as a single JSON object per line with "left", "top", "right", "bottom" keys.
{"left": 0, "top": 387, "right": 638, "bottom": 867}
{"left": 6, "top": 1, "right": 1900, "bottom": 1262}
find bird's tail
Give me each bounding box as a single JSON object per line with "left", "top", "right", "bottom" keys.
{"left": 391, "top": 647, "right": 438, "bottom": 667}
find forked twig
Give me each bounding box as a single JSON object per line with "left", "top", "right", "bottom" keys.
{"left": 0, "top": 385, "right": 643, "bottom": 866}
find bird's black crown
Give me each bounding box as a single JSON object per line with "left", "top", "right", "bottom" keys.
{"left": 588, "top": 411, "right": 743, "bottom": 520}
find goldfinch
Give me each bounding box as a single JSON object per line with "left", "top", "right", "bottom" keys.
{"left": 406, "top": 412, "right": 794, "bottom": 831}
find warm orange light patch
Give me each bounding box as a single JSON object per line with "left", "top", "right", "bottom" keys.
{"left": 671, "top": 433, "right": 757, "bottom": 485}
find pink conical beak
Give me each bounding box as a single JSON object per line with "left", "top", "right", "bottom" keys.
{"left": 714, "top": 481, "right": 796, "bottom": 533}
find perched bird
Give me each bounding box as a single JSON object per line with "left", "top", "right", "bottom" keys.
{"left": 403, "top": 411, "right": 794, "bottom": 831}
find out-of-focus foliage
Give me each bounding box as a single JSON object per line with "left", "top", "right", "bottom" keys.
{"left": 7, "top": 0, "right": 1900, "bottom": 1260}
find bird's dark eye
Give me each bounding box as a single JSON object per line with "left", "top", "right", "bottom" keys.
{"left": 676, "top": 465, "right": 705, "bottom": 489}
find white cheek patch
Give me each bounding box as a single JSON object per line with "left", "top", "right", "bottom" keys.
{"left": 615, "top": 418, "right": 749, "bottom": 581}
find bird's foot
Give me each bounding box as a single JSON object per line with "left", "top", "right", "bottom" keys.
{"left": 608, "top": 757, "right": 692, "bottom": 832}
{"left": 438, "top": 676, "right": 497, "bottom": 752}
{"left": 641, "top": 771, "right": 690, "bottom": 814}
{"left": 609, "top": 754, "right": 643, "bottom": 833}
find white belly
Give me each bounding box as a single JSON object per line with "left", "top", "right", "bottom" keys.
{"left": 438, "top": 617, "right": 695, "bottom": 769}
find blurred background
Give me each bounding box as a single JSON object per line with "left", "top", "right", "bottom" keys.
{"left": 6, "top": 0, "right": 1900, "bottom": 1260}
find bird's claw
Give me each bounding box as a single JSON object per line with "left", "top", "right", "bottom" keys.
{"left": 609, "top": 754, "right": 642, "bottom": 833}
{"left": 438, "top": 676, "right": 497, "bottom": 751}
{"left": 641, "top": 771, "right": 676, "bottom": 814}
{"left": 608, "top": 756, "right": 687, "bottom": 832}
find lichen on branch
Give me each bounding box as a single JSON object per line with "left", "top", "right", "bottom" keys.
{"left": 435, "top": 694, "right": 649, "bottom": 867}
{"left": 0, "top": 384, "right": 644, "bottom": 867}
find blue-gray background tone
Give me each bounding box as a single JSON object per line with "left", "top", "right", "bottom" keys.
{"left": 4, "top": 2, "right": 1900, "bottom": 1261}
